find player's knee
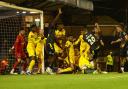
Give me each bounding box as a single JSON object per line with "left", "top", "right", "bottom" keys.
{"left": 29, "top": 56, "right": 35, "bottom": 61}
{"left": 17, "top": 58, "right": 21, "bottom": 63}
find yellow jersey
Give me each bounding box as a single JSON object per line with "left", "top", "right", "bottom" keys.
{"left": 27, "top": 31, "right": 38, "bottom": 47}
{"left": 74, "top": 35, "right": 90, "bottom": 55}
{"left": 55, "top": 29, "right": 65, "bottom": 38}
{"left": 65, "top": 40, "right": 75, "bottom": 64}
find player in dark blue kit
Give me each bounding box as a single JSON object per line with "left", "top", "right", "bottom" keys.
{"left": 83, "top": 23, "right": 105, "bottom": 74}
{"left": 111, "top": 25, "right": 128, "bottom": 73}
{"left": 45, "top": 8, "right": 62, "bottom": 74}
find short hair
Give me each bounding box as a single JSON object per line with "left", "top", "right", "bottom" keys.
{"left": 30, "top": 24, "right": 38, "bottom": 32}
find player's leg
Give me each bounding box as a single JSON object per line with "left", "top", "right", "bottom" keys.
{"left": 37, "top": 52, "right": 43, "bottom": 74}
{"left": 26, "top": 46, "right": 36, "bottom": 74}
{"left": 45, "top": 43, "right": 55, "bottom": 74}
{"left": 27, "top": 56, "right": 35, "bottom": 74}
{"left": 69, "top": 51, "right": 75, "bottom": 70}
{"left": 57, "top": 57, "right": 74, "bottom": 74}
{"left": 93, "top": 49, "right": 102, "bottom": 73}
{"left": 46, "top": 55, "right": 55, "bottom": 74}
{"left": 20, "top": 57, "right": 28, "bottom": 74}
{"left": 119, "top": 48, "right": 125, "bottom": 73}
{"left": 57, "top": 67, "right": 73, "bottom": 74}
{"left": 10, "top": 57, "right": 21, "bottom": 74}
{"left": 78, "top": 55, "right": 87, "bottom": 73}
{"left": 36, "top": 47, "right": 42, "bottom": 74}
{"left": 19, "top": 52, "right": 28, "bottom": 74}
{"left": 79, "top": 43, "right": 91, "bottom": 73}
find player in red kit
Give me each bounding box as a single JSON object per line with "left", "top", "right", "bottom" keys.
{"left": 10, "top": 30, "right": 27, "bottom": 74}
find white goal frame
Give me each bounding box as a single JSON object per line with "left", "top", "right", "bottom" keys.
{"left": 0, "top": 1, "right": 45, "bottom": 73}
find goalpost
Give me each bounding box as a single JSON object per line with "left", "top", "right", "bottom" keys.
{"left": 0, "top": 1, "right": 45, "bottom": 73}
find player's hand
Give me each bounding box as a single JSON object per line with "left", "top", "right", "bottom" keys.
{"left": 58, "top": 57, "right": 63, "bottom": 60}
{"left": 58, "top": 8, "right": 62, "bottom": 14}
{"left": 111, "top": 41, "right": 115, "bottom": 44}
{"left": 95, "top": 22, "right": 98, "bottom": 26}
{"left": 9, "top": 49, "right": 11, "bottom": 53}
{"left": 9, "top": 48, "right": 13, "bottom": 53}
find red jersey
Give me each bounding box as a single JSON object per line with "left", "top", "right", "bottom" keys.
{"left": 14, "top": 34, "right": 26, "bottom": 58}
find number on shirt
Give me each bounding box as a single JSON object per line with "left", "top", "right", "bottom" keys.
{"left": 86, "top": 34, "right": 96, "bottom": 45}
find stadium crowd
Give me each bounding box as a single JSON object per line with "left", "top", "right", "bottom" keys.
{"left": 1, "top": 8, "right": 128, "bottom": 75}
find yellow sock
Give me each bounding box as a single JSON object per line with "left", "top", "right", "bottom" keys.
{"left": 59, "top": 67, "right": 73, "bottom": 73}
{"left": 38, "top": 63, "right": 42, "bottom": 73}
{"left": 28, "top": 60, "right": 35, "bottom": 72}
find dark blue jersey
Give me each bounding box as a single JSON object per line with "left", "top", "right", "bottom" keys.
{"left": 83, "top": 32, "right": 98, "bottom": 50}
{"left": 45, "top": 24, "right": 55, "bottom": 55}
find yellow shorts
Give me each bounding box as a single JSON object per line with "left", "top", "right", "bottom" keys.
{"left": 36, "top": 47, "right": 44, "bottom": 60}
{"left": 69, "top": 54, "right": 75, "bottom": 64}
{"left": 79, "top": 55, "right": 93, "bottom": 69}
{"left": 54, "top": 43, "right": 63, "bottom": 54}
{"left": 65, "top": 55, "right": 75, "bottom": 65}
{"left": 80, "top": 42, "right": 90, "bottom": 56}
{"left": 36, "top": 49, "right": 42, "bottom": 58}
{"left": 27, "top": 44, "right": 36, "bottom": 57}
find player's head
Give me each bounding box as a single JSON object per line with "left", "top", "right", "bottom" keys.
{"left": 67, "top": 36, "right": 74, "bottom": 42}
{"left": 57, "top": 24, "right": 64, "bottom": 31}
{"left": 80, "top": 30, "right": 85, "bottom": 35}
{"left": 39, "top": 29, "right": 44, "bottom": 37}
{"left": 110, "top": 51, "right": 112, "bottom": 55}
{"left": 80, "top": 29, "right": 86, "bottom": 34}
{"left": 30, "top": 24, "right": 38, "bottom": 32}
{"left": 20, "top": 30, "right": 25, "bottom": 35}
{"left": 93, "top": 26, "right": 99, "bottom": 33}
{"left": 39, "top": 29, "right": 44, "bottom": 35}
{"left": 81, "top": 28, "right": 88, "bottom": 35}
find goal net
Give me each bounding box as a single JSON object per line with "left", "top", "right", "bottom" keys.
{"left": 0, "top": 1, "right": 44, "bottom": 74}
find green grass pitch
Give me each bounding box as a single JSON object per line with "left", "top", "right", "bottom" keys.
{"left": 0, "top": 73, "right": 128, "bottom": 89}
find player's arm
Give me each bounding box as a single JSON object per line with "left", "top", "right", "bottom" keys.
{"left": 111, "top": 38, "right": 122, "bottom": 44}
{"left": 74, "top": 35, "right": 81, "bottom": 45}
{"left": 84, "top": 44, "right": 90, "bottom": 53}
{"left": 35, "top": 36, "right": 41, "bottom": 44}
{"left": 43, "top": 38, "right": 47, "bottom": 46}
{"left": 100, "top": 39, "right": 104, "bottom": 46}
{"left": 50, "top": 8, "right": 62, "bottom": 27}
{"left": 124, "top": 34, "right": 128, "bottom": 41}
{"left": 65, "top": 41, "right": 69, "bottom": 47}
{"left": 95, "top": 22, "right": 101, "bottom": 32}
{"left": 9, "top": 45, "right": 14, "bottom": 53}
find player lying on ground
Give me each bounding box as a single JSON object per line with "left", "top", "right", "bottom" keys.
{"left": 57, "top": 36, "right": 75, "bottom": 74}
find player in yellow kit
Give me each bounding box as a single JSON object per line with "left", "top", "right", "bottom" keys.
{"left": 36, "top": 30, "right": 47, "bottom": 74}
{"left": 57, "top": 36, "right": 75, "bottom": 73}
{"left": 74, "top": 30, "right": 88, "bottom": 56}
{"left": 55, "top": 25, "right": 65, "bottom": 39}
{"left": 54, "top": 25, "right": 65, "bottom": 54}
{"left": 26, "top": 25, "right": 41, "bottom": 75}
{"left": 74, "top": 30, "right": 93, "bottom": 72}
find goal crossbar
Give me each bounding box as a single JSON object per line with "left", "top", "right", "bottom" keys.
{"left": 0, "top": 1, "right": 42, "bottom": 13}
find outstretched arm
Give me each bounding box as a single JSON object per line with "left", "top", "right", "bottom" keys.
{"left": 74, "top": 35, "right": 82, "bottom": 45}
{"left": 111, "top": 38, "right": 122, "bottom": 44}
{"left": 100, "top": 39, "right": 104, "bottom": 46}
{"left": 50, "top": 8, "right": 62, "bottom": 27}
{"left": 95, "top": 22, "right": 101, "bottom": 32}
